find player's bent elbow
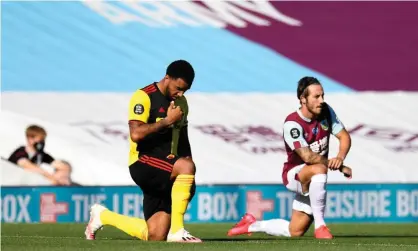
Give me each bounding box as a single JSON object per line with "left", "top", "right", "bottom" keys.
{"left": 129, "top": 132, "right": 143, "bottom": 143}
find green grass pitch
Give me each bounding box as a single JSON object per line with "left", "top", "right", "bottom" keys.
{"left": 2, "top": 223, "right": 418, "bottom": 251}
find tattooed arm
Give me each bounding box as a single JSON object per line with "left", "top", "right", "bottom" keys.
{"left": 295, "top": 146, "right": 352, "bottom": 177}
{"left": 129, "top": 120, "right": 170, "bottom": 142}
{"left": 129, "top": 102, "right": 183, "bottom": 142}
{"left": 294, "top": 147, "right": 329, "bottom": 166}
{"left": 128, "top": 88, "right": 183, "bottom": 142}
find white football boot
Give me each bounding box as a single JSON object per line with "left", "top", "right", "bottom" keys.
{"left": 84, "top": 204, "right": 106, "bottom": 240}
{"left": 167, "top": 228, "right": 202, "bottom": 243}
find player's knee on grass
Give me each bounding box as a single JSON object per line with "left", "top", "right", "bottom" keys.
{"left": 173, "top": 158, "right": 196, "bottom": 176}
{"left": 147, "top": 223, "right": 170, "bottom": 241}
{"left": 147, "top": 228, "right": 167, "bottom": 241}
{"left": 289, "top": 220, "right": 310, "bottom": 237}
{"left": 146, "top": 212, "right": 170, "bottom": 241}
{"left": 289, "top": 228, "right": 305, "bottom": 237}
{"left": 289, "top": 210, "right": 312, "bottom": 237}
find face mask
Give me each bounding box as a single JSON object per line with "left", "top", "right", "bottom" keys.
{"left": 35, "top": 141, "right": 45, "bottom": 152}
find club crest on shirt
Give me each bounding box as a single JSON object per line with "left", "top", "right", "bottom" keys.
{"left": 320, "top": 120, "right": 329, "bottom": 131}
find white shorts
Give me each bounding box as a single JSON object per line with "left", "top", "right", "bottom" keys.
{"left": 285, "top": 164, "right": 313, "bottom": 215}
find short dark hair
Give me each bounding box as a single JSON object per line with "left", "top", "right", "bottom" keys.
{"left": 166, "top": 60, "right": 195, "bottom": 87}
{"left": 297, "top": 76, "right": 321, "bottom": 99}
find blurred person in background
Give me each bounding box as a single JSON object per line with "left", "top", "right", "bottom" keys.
{"left": 7, "top": 124, "right": 73, "bottom": 186}
{"left": 228, "top": 77, "right": 353, "bottom": 239}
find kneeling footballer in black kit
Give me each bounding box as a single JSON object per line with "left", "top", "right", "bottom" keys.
{"left": 85, "top": 60, "right": 201, "bottom": 243}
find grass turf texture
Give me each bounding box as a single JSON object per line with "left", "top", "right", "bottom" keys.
{"left": 2, "top": 223, "right": 418, "bottom": 251}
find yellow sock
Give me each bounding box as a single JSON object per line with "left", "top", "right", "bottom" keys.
{"left": 170, "top": 174, "right": 194, "bottom": 233}
{"left": 100, "top": 210, "right": 148, "bottom": 240}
